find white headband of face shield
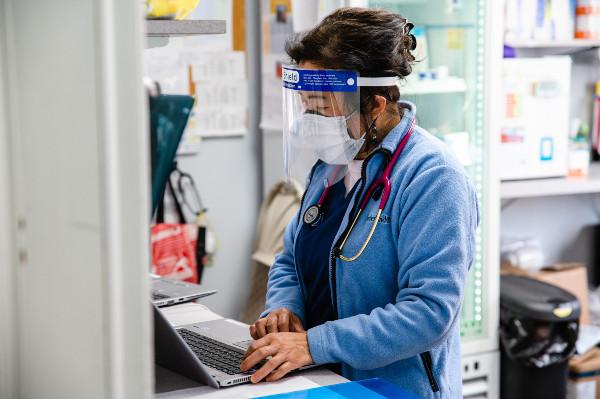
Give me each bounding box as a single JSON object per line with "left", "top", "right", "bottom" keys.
{"left": 356, "top": 76, "right": 401, "bottom": 87}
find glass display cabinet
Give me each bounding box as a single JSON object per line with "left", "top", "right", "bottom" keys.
{"left": 358, "top": 0, "right": 502, "bottom": 397}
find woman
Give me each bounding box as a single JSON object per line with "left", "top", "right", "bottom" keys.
{"left": 240, "top": 7, "right": 478, "bottom": 398}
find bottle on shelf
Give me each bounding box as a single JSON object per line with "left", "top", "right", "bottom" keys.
{"left": 576, "top": 0, "right": 600, "bottom": 39}
{"left": 568, "top": 119, "right": 590, "bottom": 177}
{"left": 592, "top": 81, "right": 600, "bottom": 160}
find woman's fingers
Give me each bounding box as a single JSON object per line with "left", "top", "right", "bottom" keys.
{"left": 266, "top": 361, "right": 296, "bottom": 382}
{"left": 277, "top": 311, "right": 289, "bottom": 332}
{"left": 266, "top": 315, "right": 279, "bottom": 334}
{"left": 241, "top": 342, "right": 276, "bottom": 372}
{"left": 290, "top": 315, "right": 305, "bottom": 332}
{"left": 251, "top": 309, "right": 304, "bottom": 339}
{"left": 243, "top": 335, "right": 268, "bottom": 360}
{"left": 242, "top": 332, "right": 313, "bottom": 384}
{"left": 256, "top": 318, "right": 268, "bottom": 338}
{"left": 250, "top": 354, "right": 286, "bottom": 384}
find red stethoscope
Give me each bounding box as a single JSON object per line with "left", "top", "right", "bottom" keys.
{"left": 302, "top": 118, "right": 416, "bottom": 262}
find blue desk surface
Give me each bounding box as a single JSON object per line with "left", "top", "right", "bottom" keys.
{"left": 253, "top": 378, "right": 421, "bottom": 399}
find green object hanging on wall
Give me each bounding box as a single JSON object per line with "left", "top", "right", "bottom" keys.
{"left": 149, "top": 94, "right": 195, "bottom": 215}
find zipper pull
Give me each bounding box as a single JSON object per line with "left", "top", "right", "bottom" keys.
{"left": 332, "top": 246, "right": 341, "bottom": 258}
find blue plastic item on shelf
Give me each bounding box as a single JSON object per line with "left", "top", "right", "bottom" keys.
{"left": 251, "top": 378, "right": 422, "bottom": 399}
{"left": 503, "top": 44, "right": 516, "bottom": 58}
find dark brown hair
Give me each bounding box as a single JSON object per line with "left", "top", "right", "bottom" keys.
{"left": 285, "top": 7, "right": 416, "bottom": 116}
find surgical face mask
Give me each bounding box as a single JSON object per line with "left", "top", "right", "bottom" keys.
{"left": 294, "top": 112, "right": 365, "bottom": 165}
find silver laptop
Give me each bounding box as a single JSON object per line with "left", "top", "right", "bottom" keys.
{"left": 151, "top": 275, "right": 217, "bottom": 307}
{"left": 153, "top": 305, "right": 316, "bottom": 388}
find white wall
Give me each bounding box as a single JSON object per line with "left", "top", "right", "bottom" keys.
{"left": 501, "top": 194, "right": 600, "bottom": 268}
{"left": 178, "top": 138, "right": 261, "bottom": 318}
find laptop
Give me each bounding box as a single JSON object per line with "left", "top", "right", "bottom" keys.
{"left": 151, "top": 274, "right": 217, "bottom": 307}
{"left": 153, "top": 304, "right": 316, "bottom": 388}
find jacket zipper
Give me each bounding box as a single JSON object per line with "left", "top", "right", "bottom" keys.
{"left": 329, "top": 148, "right": 390, "bottom": 319}
{"left": 292, "top": 165, "right": 320, "bottom": 300}
{"left": 420, "top": 351, "right": 440, "bottom": 393}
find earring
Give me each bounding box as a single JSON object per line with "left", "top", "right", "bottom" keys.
{"left": 370, "top": 124, "right": 378, "bottom": 142}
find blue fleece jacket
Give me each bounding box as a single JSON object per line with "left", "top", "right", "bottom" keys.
{"left": 261, "top": 102, "right": 479, "bottom": 399}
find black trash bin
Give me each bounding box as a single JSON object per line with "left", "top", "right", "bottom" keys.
{"left": 500, "top": 275, "right": 580, "bottom": 399}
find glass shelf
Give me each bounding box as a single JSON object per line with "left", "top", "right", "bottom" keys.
{"left": 505, "top": 39, "right": 600, "bottom": 49}
{"left": 401, "top": 76, "right": 467, "bottom": 95}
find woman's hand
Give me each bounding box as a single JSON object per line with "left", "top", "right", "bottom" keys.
{"left": 249, "top": 308, "right": 305, "bottom": 339}
{"left": 240, "top": 332, "right": 313, "bottom": 383}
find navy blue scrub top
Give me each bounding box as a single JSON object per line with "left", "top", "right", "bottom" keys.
{"left": 296, "top": 180, "right": 357, "bottom": 330}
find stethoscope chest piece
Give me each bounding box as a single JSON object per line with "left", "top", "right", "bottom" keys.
{"left": 303, "top": 205, "right": 322, "bottom": 226}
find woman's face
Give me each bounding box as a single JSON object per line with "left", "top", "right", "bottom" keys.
{"left": 297, "top": 61, "right": 349, "bottom": 117}
{"left": 297, "top": 60, "right": 363, "bottom": 139}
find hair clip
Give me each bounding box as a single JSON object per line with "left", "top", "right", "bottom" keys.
{"left": 409, "top": 34, "right": 417, "bottom": 50}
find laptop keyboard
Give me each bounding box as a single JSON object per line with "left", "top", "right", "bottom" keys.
{"left": 178, "top": 328, "right": 262, "bottom": 375}
{"left": 152, "top": 292, "right": 170, "bottom": 300}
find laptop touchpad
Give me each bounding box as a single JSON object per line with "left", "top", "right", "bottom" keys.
{"left": 188, "top": 318, "right": 253, "bottom": 349}
{"left": 232, "top": 339, "right": 253, "bottom": 350}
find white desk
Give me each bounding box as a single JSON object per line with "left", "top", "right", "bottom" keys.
{"left": 155, "top": 303, "right": 347, "bottom": 398}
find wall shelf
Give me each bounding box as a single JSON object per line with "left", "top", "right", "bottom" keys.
{"left": 400, "top": 77, "right": 467, "bottom": 95}
{"left": 505, "top": 39, "right": 600, "bottom": 49}
{"left": 501, "top": 163, "right": 600, "bottom": 199}
{"left": 146, "top": 19, "right": 226, "bottom": 36}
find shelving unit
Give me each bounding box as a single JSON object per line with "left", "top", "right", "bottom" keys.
{"left": 146, "top": 19, "right": 226, "bottom": 36}
{"left": 400, "top": 76, "right": 467, "bottom": 95}
{"left": 501, "top": 163, "right": 600, "bottom": 199}
{"left": 145, "top": 19, "right": 226, "bottom": 48}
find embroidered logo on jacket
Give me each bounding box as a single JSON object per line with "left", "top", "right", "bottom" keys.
{"left": 367, "top": 214, "right": 391, "bottom": 224}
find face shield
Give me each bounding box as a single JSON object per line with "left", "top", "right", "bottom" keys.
{"left": 282, "top": 65, "right": 400, "bottom": 186}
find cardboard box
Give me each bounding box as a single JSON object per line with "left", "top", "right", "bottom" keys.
{"left": 501, "top": 262, "right": 590, "bottom": 325}
{"left": 568, "top": 348, "right": 600, "bottom": 399}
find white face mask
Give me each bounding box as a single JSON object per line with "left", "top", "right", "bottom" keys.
{"left": 295, "top": 112, "right": 365, "bottom": 165}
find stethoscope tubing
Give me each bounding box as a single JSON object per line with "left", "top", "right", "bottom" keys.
{"left": 337, "top": 118, "right": 416, "bottom": 261}
{"left": 358, "top": 119, "right": 415, "bottom": 211}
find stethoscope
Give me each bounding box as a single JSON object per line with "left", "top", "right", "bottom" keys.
{"left": 302, "top": 117, "right": 416, "bottom": 262}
